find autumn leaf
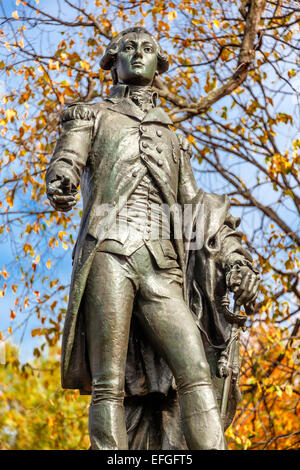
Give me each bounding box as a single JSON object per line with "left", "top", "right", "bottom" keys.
{"left": 168, "top": 11, "right": 177, "bottom": 21}
{"left": 5, "top": 109, "right": 17, "bottom": 121}
{"left": 46, "top": 259, "right": 52, "bottom": 270}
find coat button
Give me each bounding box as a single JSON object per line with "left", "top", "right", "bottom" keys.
{"left": 142, "top": 141, "right": 148, "bottom": 148}
{"left": 141, "top": 125, "right": 147, "bottom": 133}
{"left": 157, "top": 159, "right": 163, "bottom": 166}
{"left": 156, "top": 130, "right": 162, "bottom": 137}
{"left": 132, "top": 170, "right": 137, "bottom": 177}
{"left": 156, "top": 146, "right": 163, "bottom": 153}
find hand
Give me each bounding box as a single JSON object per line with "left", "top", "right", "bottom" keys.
{"left": 47, "top": 176, "right": 77, "bottom": 212}
{"left": 226, "top": 264, "right": 260, "bottom": 315}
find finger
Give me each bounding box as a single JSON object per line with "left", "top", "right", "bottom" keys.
{"left": 245, "top": 274, "right": 257, "bottom": 296}
{"left": 56, "top": 203, "right": 76, "bottom": 211}
{"left": 52, "top": 195, "right": 77, "bottom": 203}
{"left": 236, "top": 274, "right": 257, "bottom": 305}
{"left": 227, "top": 271, "right": 242, "bottom": 291}
{"left": 49, "top": 199, "right": 61, "bottom": 211}
{"left": 61, "top": 176, "right": 72, "bottom": 192}
{"left": 47, "top": 185, "right": 63, "bottom": 196}
{"left": 234, "top": 272, "right": 251, "bottom": 302}
{"left": 246, "top": 278, "right": 260, "bottom": 304}
{"left": 235, "top": 273, "right": 257, "bottom": 305}
{"left": 49, "top": 198, "right": 75, "bottom": 212}
{"left": 49, "top": 199, "right": 57, "bottom": 209}
{"left": 52, "top": 204, "right": 73, "bottom": 212}
{"left": 48, "top": 194, "right": 76, "bottom": 206}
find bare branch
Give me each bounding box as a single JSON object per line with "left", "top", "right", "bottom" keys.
{"left": 155, "top": 0, "right": 265, "bottom": 120}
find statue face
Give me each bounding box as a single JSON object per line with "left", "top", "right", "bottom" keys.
{"left": 115, "top": 32, "right": 158, "bottom": 86}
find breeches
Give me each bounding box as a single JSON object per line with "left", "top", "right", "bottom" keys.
{"left": 85, "top": 244, "right": 211, "bottom": 399}
{"left": 84, "top": 244, "right": 226, "bottom": 450}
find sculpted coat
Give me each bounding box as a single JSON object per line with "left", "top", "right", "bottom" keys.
{"left": 46, "top": 84, "right": 255, "bottom": 448}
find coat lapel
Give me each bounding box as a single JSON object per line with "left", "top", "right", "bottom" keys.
{"left": 104, "top": 97, "right": 145, "bottom": 121}
{"left": 142, "top": 107, "right": 173, "bottom": 125}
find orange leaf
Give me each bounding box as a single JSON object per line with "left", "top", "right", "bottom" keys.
{"left": 31, "top": 328, "right": 42, "bottom": 337}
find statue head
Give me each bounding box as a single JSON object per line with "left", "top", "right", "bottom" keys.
{"left": 100, "top": 27, "right": 169, "bottom": 86}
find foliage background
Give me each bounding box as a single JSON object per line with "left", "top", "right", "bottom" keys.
{"left": 0, "top": 0, "right": 299, "bottom": 450}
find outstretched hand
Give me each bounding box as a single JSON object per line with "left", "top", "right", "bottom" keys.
{"left": 47, "top": 176, "right": 77, "bottom": 212}
{"left": 226, "top": 264, "right": 260, "bottom": 315}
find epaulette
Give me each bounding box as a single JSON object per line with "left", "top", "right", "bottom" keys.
{"left": 61, "top": 102, "right": 96, "bottom": 122}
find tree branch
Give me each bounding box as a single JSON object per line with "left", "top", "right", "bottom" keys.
{"left": 154, "top": 0, "right": 265, "bottom": 120}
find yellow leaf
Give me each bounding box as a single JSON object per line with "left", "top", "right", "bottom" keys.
{"left": 46, "top": 259, "right": 52, "bottom": 269}
{"left": 79, "top": 61, "right": 90, "bottom": 71}
{"left": 12, "top": 10, "right": 19, "bottom": 20}
{"left": 168, "top": 11, "right": 177, "bottom": 21}
{"left": 47, "top": 417, "right": 55, "bottom": 428}
{"left": 5, "top": 109, "right": 17, "bottom": 121}
{"left": 48, "top": 59, "right": 60, "bottom": 71}
{"left": 213, "top": 19, "right": 220, "bottom": 28}
{"left": 58, "top": 231, "right": 66, "bottom": 241}
{"left": 0, "top": 269, "right": 9, "bottom": 280}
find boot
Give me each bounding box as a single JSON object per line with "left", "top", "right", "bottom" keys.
{"left": 179, "top": 384, "right": 227, "bottom": 450}
{"left": 89, "top": 401, "right": 128, "bottom": 450}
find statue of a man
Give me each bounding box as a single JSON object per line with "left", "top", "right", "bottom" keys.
{"left": 46, "top": 27, "right": 259, "bottom": 450}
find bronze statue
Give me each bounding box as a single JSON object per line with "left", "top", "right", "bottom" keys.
{"left": 46, "top": 27, "right": 259, "bottom": 450}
